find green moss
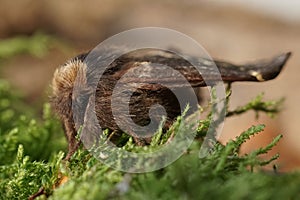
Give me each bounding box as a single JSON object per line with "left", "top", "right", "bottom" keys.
{"left": 1, "top": 79, "right": 299, "bottom": 200}
{"left": 0, "top": 80, "right": 66, "bottom": 164}
{"left": 0, "top": 32, "right": 59, "bottom": 60}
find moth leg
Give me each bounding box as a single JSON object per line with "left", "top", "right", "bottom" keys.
{"left": 63, "top": 117, "right": 81, "bottom": 160}
{"left": 80, "top": 95, "right": 101, "bottom": 149}
{"left": 133, "top": 136, "right": 148, "bottom": 146}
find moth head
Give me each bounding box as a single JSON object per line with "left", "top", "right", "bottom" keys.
{"left": 51, "top": 57, "right": 90, "bottom": 121}
{"left": 52, "top": 59, "right": 87, "bottom": 96}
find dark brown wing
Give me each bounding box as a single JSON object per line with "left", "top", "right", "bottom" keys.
{"left": 216, "top": 52, "right": 291, "bottom": 82}
{"left": 94, "top": 49, "right": 291, "bottom": 88}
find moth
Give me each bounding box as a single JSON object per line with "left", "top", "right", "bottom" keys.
{"left": 50, "top": 48, "right": 291, "bottom": 160}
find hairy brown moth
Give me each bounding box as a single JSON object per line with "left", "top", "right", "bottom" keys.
{"left": 51, "top": 48, "right": 291, "bottom": 160}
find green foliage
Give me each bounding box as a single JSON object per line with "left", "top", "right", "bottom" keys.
{"left": 0, "top": 32, "right": 58, "bottom": 60}
{"left": 0, "top": 80, "right": 66, "bottom": 164}
{"left": 227, "top": 93, "right": 284, "bottom": 118}
{"left": 0, "top": 78, "right": 300, "bottom": 199}
{"left": 0, "top": 145, "right": 64, "bottom": 199}
{"left": 47, "top": 124, "right": 300, "bottom": 200}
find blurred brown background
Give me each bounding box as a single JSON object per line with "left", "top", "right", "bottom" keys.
{"left": 0, "top": 0, "right": 299, "bottom": 171}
